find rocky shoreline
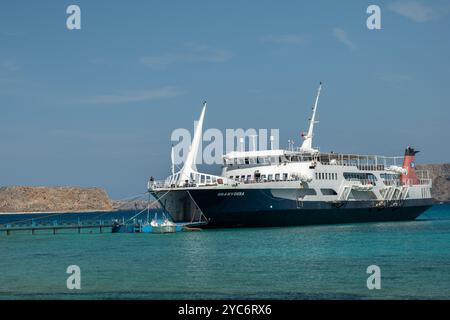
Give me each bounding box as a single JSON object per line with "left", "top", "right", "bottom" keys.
{"left": 0, "top": 186, "right": 113, "bottom": 214}
{"left": 0, "top": 186, "right": 161, "bottom": 214}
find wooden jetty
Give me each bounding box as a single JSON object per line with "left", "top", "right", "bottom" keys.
{"left": 0, "top": 220, "right": 114, "bottom": 236}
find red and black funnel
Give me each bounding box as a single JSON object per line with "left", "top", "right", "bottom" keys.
{"left": 400, "top": 146, "right": 419, "bottom": 185}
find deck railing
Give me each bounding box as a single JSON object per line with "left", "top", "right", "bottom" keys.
{"left": 149, "top": 169, "right": 432, "bottom": 190}
{"left": 224, "top": 150, "right": 409, "bottom": 171}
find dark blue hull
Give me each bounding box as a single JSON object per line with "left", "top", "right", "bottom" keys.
{"left": 154, "top": 188, "right": 433, "bottom": 228}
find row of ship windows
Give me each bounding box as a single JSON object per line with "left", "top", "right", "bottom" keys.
{"left": 230, "top": 173, "right": 289, "bottom": 182}
{"left": 229, "top": 172, "right": 398, "bottom": 183}
{"left": 229, "top": 173, "right": 339, "bottom": 182}
{"left": 315, "top": 172, "right": 338, "bottom": 180}
{"left": 226, "top": 156, "right": 283, "bottom": 166}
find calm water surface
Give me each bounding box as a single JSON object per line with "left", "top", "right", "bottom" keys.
{"left": 0, "top": 205, "right": 449, "bottom": 299}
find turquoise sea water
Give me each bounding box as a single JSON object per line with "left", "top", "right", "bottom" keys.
{"left": 0, "top": 205, "right": 449, "bottom": 300}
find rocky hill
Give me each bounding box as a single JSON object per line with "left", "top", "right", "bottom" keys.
{"left": 416, "top": 164, "right": 450, "bottom": 203}
{"left": 0, "top": 186, "right": 113, "bottom": 213}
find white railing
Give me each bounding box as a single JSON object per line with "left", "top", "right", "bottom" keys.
{"left": 149, "top": 180, "right": 224, "bottom": 190}
{"left": 225, "top": 149, "right": 408, "bottom": 171}
{"left": 416, "top": 170, "right": 432, "bottom": 186}
{"left": 314, "top": 153, "right": 405, "bottom": 168}
{"left": 400, "top": 170, "right": 432, "bottom": 187}
{"left": 148, "top": 172, "right": 231, "bottom": 190}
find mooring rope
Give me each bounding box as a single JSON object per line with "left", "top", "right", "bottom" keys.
{"left": 185, "top": 190, "right": 208, "bottom": 223}
{"left": 124, "top": 189, "right": 172, "bottom": 223}
{"left": 89, "top": 191, "right": 151, "bottom": 220}
{"left": 111, "top": 191, "right": 150, "bottom": 210}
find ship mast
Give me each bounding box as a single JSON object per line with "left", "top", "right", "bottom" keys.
{"left": 300, "top": 82, "right": 322, "bottom": 153}
{"left": 177, "top": 101, "right": 207, "bottom": 185}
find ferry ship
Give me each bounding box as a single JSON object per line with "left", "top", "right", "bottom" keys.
{"left": 148, "top": 83, "right": 433, "bottom": 228}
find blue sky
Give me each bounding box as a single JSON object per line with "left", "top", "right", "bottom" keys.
{"left": 1, "top": 0, "right": 449, "bottom": 198}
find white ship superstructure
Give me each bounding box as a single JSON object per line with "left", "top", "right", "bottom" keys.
{"left": 149, "top": 83, "right": 433, "bottom": 228}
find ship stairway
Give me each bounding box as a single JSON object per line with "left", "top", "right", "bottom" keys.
{"left": 379, "top": 186, "right": 409, "bottom": 207}
{"left": 337, "top": 181, "right": 369, "bottom": 201}
{"left": 399, "top": 186, "right": 409, "bottom": 200}
{"left": 338, "top": 185, "right": 352, "bottom": 201}
{"left": 381, "top": 186, "right": 409, "bottom": 201}
{"left": 381, "top": 187, "right": 394, "bottom": 201}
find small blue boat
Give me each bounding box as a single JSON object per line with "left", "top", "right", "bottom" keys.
{"left": 141, "top": 218, "right": 183, "bottom": 234}
{"left": 111, "top": 211, "right": 183, "bottom": 234}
